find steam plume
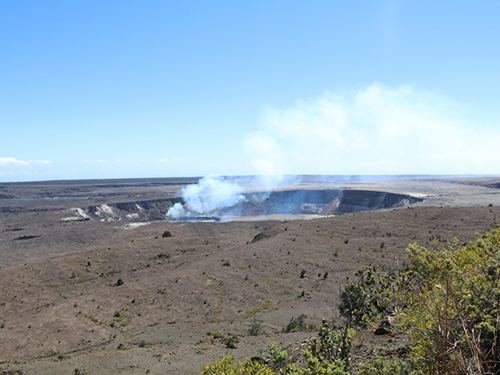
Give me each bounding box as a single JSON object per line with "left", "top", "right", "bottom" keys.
{"left": 166, "top": 175, "right": 247, "bottom": 220}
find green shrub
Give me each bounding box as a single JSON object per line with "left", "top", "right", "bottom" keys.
{"left": 73, "top": 369, "right": 91, "bottom": 375}
{"left": 338, "top": 265, "right": 401, "bottom": 329}
{"left": 201, "top": 355, "right": 274, "bottom": 375}
{"left": 223, "top": 335, "right": 240, "bottom": 349}
{"left": 283, "top": 314, "right": 314, "bottom": 333}
{"left": 162, "top": 230, "right": 173, "bottom": 238}
{"left": 308, "top": 320, "right": 354, "bottom": 369}
{"left": 400, "top": 229, "right": 500, "bottom": 374}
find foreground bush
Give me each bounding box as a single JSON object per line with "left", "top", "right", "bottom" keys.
{"left": 402, "top": 228, "right": 500, "bottom": 374}
{"left": 201, "top": 355, "right": 274, "bottom": 375}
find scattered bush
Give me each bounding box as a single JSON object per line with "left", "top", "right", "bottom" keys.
{"left": 282, "top": 314, "right": 315, "bottom": 333}
{"left": 300, "top": 269, "right": 307, "bottom": 278}
{"left": 248, "top": 315, "right": 264, "bottom": 336}
{"left": 162, "top": 230, "right": 173, "bottom": 238}
{"left": 207, "top": 331, "right": 224, "bottom": 340}
{"left": 115, "top": 278, "right": 124, "bottom": 286}
{"left": 223, "top": 335, "right": 240, "bottom": 349}
{"left": 149, "top": 252, "right": 171, "bottom": 260}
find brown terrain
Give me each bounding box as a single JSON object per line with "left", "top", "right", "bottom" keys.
{"left": 1, "top": 176, "right": 500, "bottom": 374}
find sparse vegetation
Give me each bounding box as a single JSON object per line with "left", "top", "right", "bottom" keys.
{"left": 248, "top": 315, "right": 265, "bottom": 336}
{"left": 149, "top": 252, "right": 171, "bottom": 260}
{"left": 282, "top": 314, "right": 315, "bottom": 333}
{"left": 223, "top": 335, "right": 240, "bottom": 349}
{"left": 3, "top": 178, "right": 500, "bottom": 373}
{"left": 162, "top": 230, "right": 173, "bottom": 238}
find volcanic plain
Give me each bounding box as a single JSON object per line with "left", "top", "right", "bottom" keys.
{"left": 1, "top": 176, "right": 500, "bottom": 374}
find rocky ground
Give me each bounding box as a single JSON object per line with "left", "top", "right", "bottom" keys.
{"left": 1, "top": 176, "right": 500, "bottom": 374}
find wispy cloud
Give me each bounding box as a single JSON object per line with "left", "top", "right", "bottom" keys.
{"left": 245, "top": 83, "right": 500, "bottom": 175}
{"left": 0, "top": 157, "right": 51, "bottom": 166}
{"left": 158, "top": 158, "right": 182, "bottom": 162}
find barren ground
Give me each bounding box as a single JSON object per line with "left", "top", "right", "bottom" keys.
{"left": 1, "top": 176, "right": 500, "bottom": 374}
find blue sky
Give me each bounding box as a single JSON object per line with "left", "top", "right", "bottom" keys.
{"left": 1, "top": 1, "right": 499, "bottom": 182}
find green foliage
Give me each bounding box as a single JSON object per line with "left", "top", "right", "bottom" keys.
{"left": 300, "top": 269, "right": 307, "bottom": 278}
{"left": 162, "top": 230, "right": 173, "bottom": 238}
{"left": 356, "top": 356, "right": 419, "bottom": 375}
{"left": 223, "top": 336, "right": 240, "bottom": 349}
{"left": 339, "top": 265, "right": 402, "bottom": 329}
{"left": 201, "top": 355, "right": 274, "bottom": 375}
{"left": 207, "top": 331, "right": 225, "bottom": 340}
{"left": 115, "top": 278, "right": 124, "bottom": 286}
{"left": 283, "top": 314, "right": 315, "bottom": 333}
{"left": 287, "top": 350, "right": 346, "bottom": 375}
{"left": 268, "top": 341, "right": 291, "bottom": 368}
{"left": 401, "top": 229, "right": 500, "bottom": 374}
{"left": 308, "top": 320, "right": 354, "bottom": 370}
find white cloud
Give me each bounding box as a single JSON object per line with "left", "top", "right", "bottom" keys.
{"left": 29, "top": 160, "right": 52, "bottom": 164}
{"left": 159, "top": 158, "right": 182, "bottom": 162}
{"left": 0, "top": 157, "right": 30, "bottom": 166}
{"left": 97, "top": 160, "right": 106, "bottom": 163}
{"left": 0, "top": 157, "right": 51, "bottom": 166}
{"left": 245, "top": 83, "right": 500, "bottom": 175}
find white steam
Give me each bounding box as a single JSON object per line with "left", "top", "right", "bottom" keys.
{"left": 245, "top": 83, "right": 500, "bottom": 175}
{"left": 166, "top": 175, "right": 247, "bottom": 220}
